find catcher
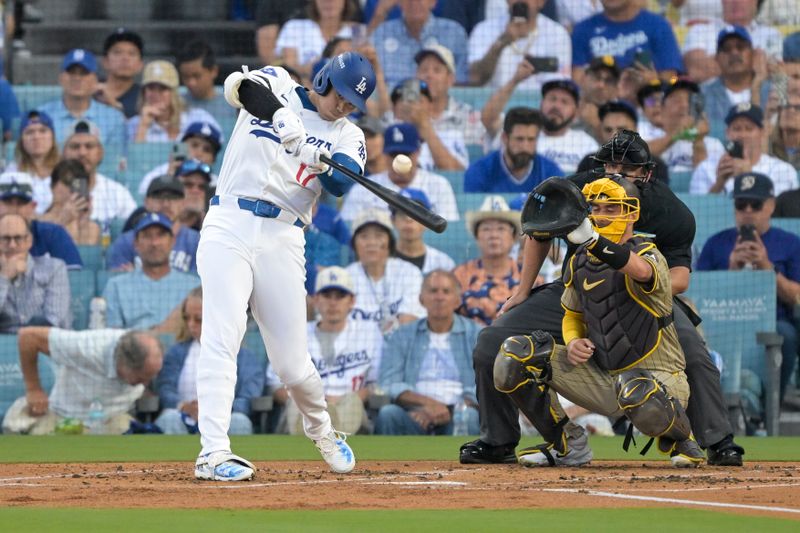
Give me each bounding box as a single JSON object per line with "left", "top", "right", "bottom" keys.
{"left": 494, "top": 176, "right": 705, "bottom": 467}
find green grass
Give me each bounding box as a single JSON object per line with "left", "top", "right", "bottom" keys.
{"left": 0, "top": 434, "right": 798, "bottom": 463}
{"left": 1, "top": 508, "right": 798, "bottom": 533}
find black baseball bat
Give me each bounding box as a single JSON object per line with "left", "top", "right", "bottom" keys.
{"left": 319, "top": 154, "right": 448, "bottom": 234}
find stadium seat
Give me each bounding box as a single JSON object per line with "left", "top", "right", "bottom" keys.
{"left": 77, "top": 245, "right": 104, "bottom": 272}
{"left": 0, "top": 334, "right": 56, "bottom": 422}
{"left": 438, "top": 170, "right": 464, "bottom": 194}
{"left": 466, "top": 144, "right": 484, "bottom": 165}
{"left": 669, "top": 171, "right": 692, "bottom": 194}
{"left": 773, "top": 218, "right": 800, "bottom": 238}
{"left": 450, "top": 87, "right": 540, "bottom": 113}
{"left": 68, "top": 269, "right": 96, "bottom": 330}
{"left": 15, "top": 85, "right": 61, "bottom": 114}
{"left": 677, "top": 193, "right": 733, "bottom": 258}
{"left": 126, "top": 143, "right": 172, "bottom": 179}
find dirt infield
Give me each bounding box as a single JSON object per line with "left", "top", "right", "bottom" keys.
{"left": 1, "top": 461, "right": 799, "bottom": 518}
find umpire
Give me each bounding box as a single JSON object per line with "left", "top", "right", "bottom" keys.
{"left": 460, "top": 130, "right": 745, "bottom": 467}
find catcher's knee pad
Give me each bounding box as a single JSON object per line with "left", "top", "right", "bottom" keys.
{"left": 493, "top": 331, "right": 555, "bottom": 393}
{"left": 615, "top": 369, "right": 692, "bottom": 444}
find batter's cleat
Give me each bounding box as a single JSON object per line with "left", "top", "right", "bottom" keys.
{"left": 707, "top": 445, "right": 744, "bottom": 467}
{"left": 517, "top": 433, "right": 593, "bottom": 467}
{"left": 459, "top": 439, "right": 518, "bottom": 464}
{"left": 194, "top": 451, "right": 255, "bottom": 481}
{"left": 669, "top": 438, "right": 705, "bottom": 468}
{"left": 315, "top": 430, "right": 355, "bottom": 474}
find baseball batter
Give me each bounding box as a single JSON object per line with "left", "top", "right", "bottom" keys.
{"left": 494, "top": 177, "right": 705, "bottom": 467}
{"left": 194, "top": 52, "right": 376, "bottom": 481}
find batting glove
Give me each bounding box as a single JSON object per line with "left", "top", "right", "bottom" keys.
{"left": 273, "top": 107, "right": 307, "bottom": 155}
{"left": 297, "top": 144, "right": 331, "bottom": 175}
{"left": 566, "top": 217, "right": 599, "bottom": 247}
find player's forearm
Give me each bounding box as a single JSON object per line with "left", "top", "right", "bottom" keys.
{"left": 18, "top": 327, "right": 50, "bottom": 393}
{"left": 587, "top": 237, "right": 652, "bottom": 283}
{"left": 517, "top": 238, "right": 551, "bottom": 294}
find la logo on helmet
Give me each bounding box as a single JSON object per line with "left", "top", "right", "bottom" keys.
{"left": 355, "top": 77, "right": 367, "bottom": 95}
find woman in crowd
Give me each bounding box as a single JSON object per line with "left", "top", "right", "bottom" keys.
{"left": 8, "top": 111, "right": 59, "bottom": 213}
{"left": 40, "top": 159, "right": 100, "bottom": 246}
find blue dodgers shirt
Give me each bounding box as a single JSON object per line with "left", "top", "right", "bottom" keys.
{"left": 572, "top": 10, "right": 683, "bottom": 72}
{"left": 106, "top": 226, "right": 200, "bottom": 272}
{"left": 30, "top": 220, "right": 83, "bottom": 269}
{"left": 697, "top": 226, "right": 800, "bottom": 321}
{"left": 464, "top": 150, "right": 563, "bottom": 193}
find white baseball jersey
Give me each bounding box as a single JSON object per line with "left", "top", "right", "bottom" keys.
{"left": 536, "top": 130, "right": 599, "bottom": 174}
{"left": 346, "top": 258, "right": 426, "bottom": 325}
{"left": 267, "top": 319, "right": 384, "bottom": 397}
{"left": 216, "top": 66, "right": 367, "bottom": 225}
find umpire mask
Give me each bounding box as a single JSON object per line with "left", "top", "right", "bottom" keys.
{"left": 581, "top": 178, "right": 640, "bottom": 243}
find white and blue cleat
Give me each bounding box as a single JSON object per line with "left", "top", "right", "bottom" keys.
{"left": 315, "top": 431, "right": 356, "bottom": 474}
{"left": 195, "top": 451, "right": 255, "bottom": 481}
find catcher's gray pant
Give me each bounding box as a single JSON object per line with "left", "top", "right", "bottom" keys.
{"left": 472, "top": 281, "right": 732, "bottom": 449}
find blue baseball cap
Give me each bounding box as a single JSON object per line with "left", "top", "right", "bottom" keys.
{"left": 175, "top": 159, "right": 212, "bottom": 181}
{"left": 383, "top": 123, "right": 421, "bottom": 155}
{"left": 62, "top": 49, "right": 97, "bottom": 73}
{"left": 181, "top": 121, "right": 222, "bottom": 153}
{"left": 725, "top": 102, "right": 764, "bottom": 128}
{"left": 391, "top": 188, "right": 431, "bottom": 215}
{"left": 19, "top": 110, "right": 54, "bottom": 136}
{"left": 717, "top": 25, "right": 752, "bottom": 51}
{"left": 134, "top": 212, "right": 173, "bottom": 236}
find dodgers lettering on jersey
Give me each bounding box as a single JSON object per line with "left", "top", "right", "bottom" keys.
{"left": 215, "top": 66, "right": 366, "bottom": 225}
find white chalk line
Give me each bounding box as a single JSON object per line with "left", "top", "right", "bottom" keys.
{"left": 543, "top": 488, "right": 800, "bottom": 515}
{"left": 0, "top": 468, "right": 177, "bottom": 484}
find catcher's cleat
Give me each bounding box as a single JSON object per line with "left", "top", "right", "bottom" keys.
{"left": 315, "top": 430, "right": 356, "bottom": 473}
{"left": 517, "top": 433, "right": 593, "bottom": 467}
{"left": 707, "top": 445, "right": 744, "bottom": 467}
{"left": 669, "top": 437, "right": 705, "bottom": 468}
{"left": 195, "top": 451, "right": 255, "bottom": 481}
{"left": 459, "top": 439, "right": 517, "bottom": 464}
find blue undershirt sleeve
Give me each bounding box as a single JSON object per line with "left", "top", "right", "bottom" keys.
{"left": 317, "top": 152, "right": 358, "bottom": 197}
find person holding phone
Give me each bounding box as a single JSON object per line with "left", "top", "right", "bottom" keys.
{"left": 40, "top": 159, "right": 101, "bottom": 246}
{"left": 697, "top": 172, "right": 800, "bottom": 407}
{"left": 468, "top": 0, "right": 570, "bottom": 90}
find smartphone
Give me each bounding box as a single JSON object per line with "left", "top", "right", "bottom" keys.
{"left": 510, "top": 1, "right": 529, "bottom": 22}
{"left": 399, "top": 80, "right": 421, "bottom": 103}
{"left": 689, "top": 92, "right": 705, "bottom": 122}
{"left": 525, "top": 56, "right": 559, "bottom": 73}
{"left": 772, "top": 71, "right": 789, "bottom": 107}
{"left": 738, "top": 224, "right": 757, "bottom": 242}
{"left": 172, "top": 142, "right": 188, "bottom": 164}
{"left": 351, "top": 24, "right": 367, "bottom": 48}
{"left": 633, "top": 48, "right": 653, "bottom": 69}
{"left": 724, "top": 140, "right": 744, "bottom": 159}
{"left": 71, "top": 177, "right": 90, "bottom": 208}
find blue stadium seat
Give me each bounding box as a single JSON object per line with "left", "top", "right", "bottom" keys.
{"left": 449, "top": 88, "right": 540, "bottom": 113}
{"left": 466, "top": 144, "right": 484, "bottom": 164}
{"left": 677, "top": 193, "right": 733, "bottom": 258}
{"left": 77, "top": 245, "right": 104, "bottom": 272}
{"left": 110, "top": 217, "right": 128, "bottom": 242}
{"left": 15, "top": 85, "right": 62, "bottom": 114}
{"left": 126, "top": 143, "right": 172, "bottom": 179}
{"left": 669, "top": 171, "right": 692, "bottom": 194}
{"left": 772, "top": 218, "right": 800, "bottom": 237}
{"left": 438, "top": 170, "right": 464, "bottom": 194}
{"left": 95, "top": 270, "right": 123, "bottom": 296}
{"left": 68, "top": 270, "right": 96, "bottom": 330}
{"left": 0, "top": 334, "right": 56, "bottom": 422}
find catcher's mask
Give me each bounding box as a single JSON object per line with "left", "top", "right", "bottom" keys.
{"left": 582, "top": 177, "right": 640, "bottom": 243}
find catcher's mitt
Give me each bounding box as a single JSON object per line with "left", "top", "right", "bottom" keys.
{"left": 521, "top": 177, "right": 590, "bottom": 239}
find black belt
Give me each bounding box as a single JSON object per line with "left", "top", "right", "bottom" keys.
{"left": 210, "top": 196, "right": 305, "bottom": 228}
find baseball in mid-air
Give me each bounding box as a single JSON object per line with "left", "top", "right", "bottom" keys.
{"left": 392, "top": 154, "right": 413, "bottom": 174}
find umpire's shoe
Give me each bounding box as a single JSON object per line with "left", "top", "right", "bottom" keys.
{"left": 517, "top": 433, "right": 593, "bottom": 467}
{"left": 706, "top": 437, "right": 745, "bottom": 467}
{"left": 195, "top": 451, "right": 255, "bottom": 481}
{"left": 459, "top": 439, "right": 518, "bottom": 464}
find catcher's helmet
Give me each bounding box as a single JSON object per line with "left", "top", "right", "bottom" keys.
{"left": 313, "top": 52, "right": 376, "bottom": 113}
{"left": 592, "top": 129, "right": 654, "bottom": 172}
{"left": 582, "top": 177, "right": 640, "bottom": 243}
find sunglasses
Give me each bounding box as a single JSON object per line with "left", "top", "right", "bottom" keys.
{"left": 177, "top": 160, "right": 212, "bottom": 177}
{"left": 734, "top": 198, "right": 764, "bottom": 211}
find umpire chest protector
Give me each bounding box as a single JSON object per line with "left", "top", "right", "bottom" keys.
{"left": 564, "top": 236, "right": 672, "bottom": 373}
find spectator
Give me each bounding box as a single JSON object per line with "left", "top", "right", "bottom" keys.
{"left": 39, "top": 160, "right": 100, "bottom": 246}
{"left": 61, "top": 120, "right": 137, "bottom": 226}
{"left": 174, "top": 160, "right": 212, "bottom": 229}
{"left": 346, "top": 209, "right": 425, "bottom": 335}
{"left": 757, "top": 0, "right": 800, "bottom": 25}
{"left": 95, "top": 28, "right": 144, "bottom": 119}
{"left": 271, "top": 266, "right": 383, "bottom": 435}
{"left": 553, "top": 0, "right": 602, "bottom": 30}
{"left": 176, "top": 40, "right": 233, "bottom": 121}
{"left": 690, "top": 103, "right": 798, "bottom": 195}
{"left": 673, "top": 0, "right": 722, "bottom": 26}
{"left": 0, "top": 74, "right": 20, "bottom": 143}
{"left": 311, "top": 202, "right": 351, "bottom": 247}
{"left": 103, "top": 212, "right": 199, "bottom": 332}
{"left": 0, "top": 213, "right": 70, "bottom": 333}
{"left": 0, "top": 172, "right": 82, "bottom": 269}
{"left": 701, "top": 26, "right": 770, "bottom": 142}
{"left": 107, "top": 178, "right": 199, "bottom": 273}
{"left": 536, "top": 80, "right": 599, "bottom": 173}
{"left": 468, "top": 0, "right": 571, "bottom": 90}
{"left": 357, "top": 116, "right": 387, "bottom": 176}
{"left": 5, "top": 111, "right": 59, "bottom": 213}
{"left": 576, "top": 100, "right": 670, "bottom": 185}
{"left": 775, "top": 183, "right": 800, "bottom": 218}
{"left": 578, "top": 56, "right": 621, "bottom": 140}
{"left": 571, "top": 0, "right": 682, "bottom": 84}
{"left": 391, "top": 188, "right": 454, "bottom": 273}
{"left": 770, "top": 90, "right": 800, "bottom": 172}
{"left": 783, "top": 32, "right": 800, "bottom": 81}
{"left": 465, "top": 107, "right": 562, "bottom": 193}
{"left": 2, "top": 326, "right": 163, "bottom": 435}
{"left": 155, "top": 287, "right": 263, "bottom": 435}
{"left": 454, "top": 195, "right": 522, "bottom": 326}
{"left": 128, "top": 60, "right": 221, "bottom": 144}
{"left": 682, "top": 0, "right": 783, "bottom": 83}
{"left": 137, "top": 121, "right": 222, "bottom": 197}
{"left": 375, "top": 269, "right": 480, "bottom": 435}
{"left": 372, "top": 0, "right": 469, "bottom": 87}
{"left": 649, "top": 78, "right": 723, "bottom": 174}
{"left": 254, "top": 1, "right": 309, "bottom": 65}
{"left": 38, "top": 49, "right": 127, "bottom": 149}
{"left": 697, "top": 173, "right": 800, "bottom": 401}
{"left": 341, "top": 123, "right": 459, "bottom": 222}
{"left": 304, "top": 217, "right": 346, "bottom": 305}
{"left": 635, "top": 79, "right": 666, "bottom": 141}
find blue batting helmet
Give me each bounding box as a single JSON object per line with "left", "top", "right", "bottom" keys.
{"left": 313, "top": 52, "right": 376, "bottom": 113}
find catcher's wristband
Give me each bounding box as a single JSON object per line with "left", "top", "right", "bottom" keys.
{"left": 588, "top": 236, "right": 631, "bottom": 270}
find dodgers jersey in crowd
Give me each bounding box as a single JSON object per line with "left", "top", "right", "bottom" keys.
{"left": 346, "top": 258, "right": 426, "bottom": 329}
{"left": 215, "top": 66, "right": 366, "bottom": 224}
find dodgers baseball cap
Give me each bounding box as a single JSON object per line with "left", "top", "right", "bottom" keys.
{"left": 383, "top": 123, "right": 421, "bottom": 155}
{"left": 717, "top": 25, "right": 752, "bottom": 51}
{"left": 725, "top": 102, "right": 764, "bottom": 128}
{"left": 181, "top": 121, "right": 222, "bottom": 153}
{"left": 62, "top": 49, "right": 97, "bottom": 73}
{"left": 104, "top": 27, "right": 144, "bottom": 55}
{"left": 146, "top": 176, "right": 185, "bottom": 198}
{"left": 315, "top": 266, "right": 355, "bottom": 294}
{"left": 134, "top": 212, "right": 173, "bottom": 235}
{"left": 542, "top": 79, "right": 580, "bottom": 103}
{"left": 143, "top": 60, "right": 179, "bottom": 89}
{"left": 390, "top": 188, "right": 432, "bottom": 215}
{"left": 733, "top": 172, "right": 774, "bottom": 199}
{"left": 0, "top": 172, "right": 34, "bottom": 202}
{"left": 784, "top": 31, "right": 800, "bottom": 62}
{"left": 19, "top": 110, "right": 54, "bottom": 136}
{"left": 414, "top": 44, "right": 456, "bottom": 74}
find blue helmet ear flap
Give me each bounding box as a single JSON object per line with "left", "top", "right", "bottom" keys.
{"left": 313, "top": 61, "right": 332, "bottom": 95}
